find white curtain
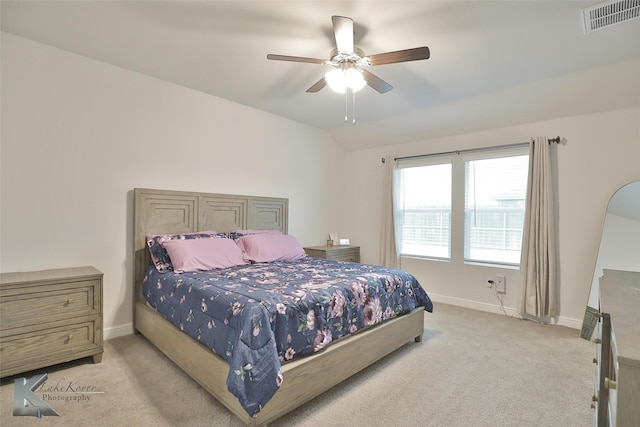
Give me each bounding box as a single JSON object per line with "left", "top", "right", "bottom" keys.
{"left": 380, "top": 157, "right": 400, "bottom": 267}
{"left": 518, "top": 137, "right": 558, "bottom": 320}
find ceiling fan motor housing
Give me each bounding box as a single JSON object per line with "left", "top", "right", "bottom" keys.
{"left": 330, "top": 47, "right": 368, "bottom": 70}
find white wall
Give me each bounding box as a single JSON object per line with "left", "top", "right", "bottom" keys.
{"left": 343, "top": 107, "right": 640, "bottom": 327}
{"left": 0, "top": 33, "right": 346, "bottom": 337}
{"left": 3, "top": 32, "right": 638, "bottom": 337}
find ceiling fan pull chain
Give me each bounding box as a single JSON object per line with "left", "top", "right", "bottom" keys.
{"left": 344, "top": 86, "right": 348, "bottom": 123}
{"left": 352, "top": 88, "right": 356, "bottom": 125}
{"left": 342, "top": 86, "right": 357, "bottom": 124}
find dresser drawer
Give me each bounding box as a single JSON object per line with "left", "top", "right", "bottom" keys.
{"left": 0, "top": 320, "right": 100, "bottom": 377}
{"left": 1, "top": 281, "right": 99, "bottom": 333}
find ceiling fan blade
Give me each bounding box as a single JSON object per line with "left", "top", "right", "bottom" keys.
{"left": 368, "top": 46, "right": 430, "bottom": 66}
{"left": 332, "top": 15, "right": 354, "bottom": 54}
{"left": 362, "top": 70, "right": 393, "bottom": 94}
{"left": 267, "top": 54, "right": 325, "bottom": 64}
{"left": 306, "top": 78, "right": 327, "bottom": 93}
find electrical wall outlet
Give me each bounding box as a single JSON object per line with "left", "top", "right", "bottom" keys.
{"left": 496, "top": 275, "right": 506, "bottom": 293}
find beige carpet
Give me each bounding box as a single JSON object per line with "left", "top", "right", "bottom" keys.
{"left": 0, "top": 303, "right": 595, "bottom": 426}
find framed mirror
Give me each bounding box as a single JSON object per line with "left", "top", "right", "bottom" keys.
{"left": 581, "top": 180, "right": 640, "bottom": 340}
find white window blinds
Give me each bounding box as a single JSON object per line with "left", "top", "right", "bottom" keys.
{"left": 464, "top": 154, "right": 529, "bottom": 265}
{"left": 396, "top": 161, "right": 452, "bottom": 259}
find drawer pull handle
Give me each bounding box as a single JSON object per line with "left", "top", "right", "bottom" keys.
{"left": 66, "top": 298, "right": 74, "bottom": 305}
{"left": 604, "top": 378, "right": 617, "bottom": 390}
{"left": 67, "top": 334, "right": 74, "bottom": 340}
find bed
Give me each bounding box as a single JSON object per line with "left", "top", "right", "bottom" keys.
{"left": 133, "top": 188, "right": 432, "bottom": 426}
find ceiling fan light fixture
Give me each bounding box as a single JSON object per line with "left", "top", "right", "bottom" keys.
{"left": 325, "top": 69, "right": 345, "bottom": 93}
{"left": 325, "top": 68, "right": 366, "bottom": 93}
{"left": 346, "top": 68, "right": 366, "bottom": 92}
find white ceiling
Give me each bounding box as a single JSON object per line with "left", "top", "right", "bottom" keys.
{"left": 2, "top": 1, "right": 640, "bottom": 151}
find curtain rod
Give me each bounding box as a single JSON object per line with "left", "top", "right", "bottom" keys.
{"left": 384, "top": 136, "right": 561, "bottom": 163}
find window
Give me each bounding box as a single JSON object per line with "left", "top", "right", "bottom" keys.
{"left": 395, "top": 147, "right": 529, "bottom": 266}
{"left": 396, "top": 162, "right": 452, "bottom": 259}
{"left": 464, "top": 154, "right": 529, "bottom": 265}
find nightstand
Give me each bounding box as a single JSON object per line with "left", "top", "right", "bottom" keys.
{"left": 304, "top": 245, "right": 360, "bottom": 263}
{"left": 0, "top": 266, "right": 103, "bottom": 378}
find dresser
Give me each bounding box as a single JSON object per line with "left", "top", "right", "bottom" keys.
{"left": 593, "top": 269, "right": 640, "bottom": 427}
{"left": 304, "top": 245, "right": 360, "bottom": 263}
{"left": 0, "top": 266, "right": 103, "bottom": 378}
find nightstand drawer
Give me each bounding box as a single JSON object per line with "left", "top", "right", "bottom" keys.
{"left": 0, "top": 320, "right": 100, "bottom": 377}
{"left": 0, "top": 281, "right": 99, "bottom": 332}
{"left": 304, "top": 245, "right": 360, "bottom": 263}
{"left": 327, "top": 250, "right": 359, "bottom": 262}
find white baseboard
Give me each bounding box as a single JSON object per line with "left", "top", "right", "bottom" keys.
{"left": 104, "top": 323, "right": 134, "bottom": 340}
{"left": 429, "top": 293, "right": 583, "bottom": 330}
{"left": 550, "top": 316, "right": 583, "bottom": 330}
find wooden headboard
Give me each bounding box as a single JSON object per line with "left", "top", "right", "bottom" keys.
{"left": 133, "top": 188, "right": 288, "bottom": 303}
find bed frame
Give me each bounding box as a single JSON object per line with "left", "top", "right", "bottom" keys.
{"left": 133, "top": 188, "right": 424, "bottom": 426}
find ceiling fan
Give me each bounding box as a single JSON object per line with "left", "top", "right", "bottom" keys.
{"left": 267, "top": 15, "right": 430, "bottom": 94}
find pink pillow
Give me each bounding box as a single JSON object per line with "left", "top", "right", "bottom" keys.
{"left": 236, "top": 233, "right": 307, "bottom": 263}
{"left": 146, "top": 231, "right": 226, "bottom": 272}
{"left": 162, "top": 237, "right": 248, "bottom": 272}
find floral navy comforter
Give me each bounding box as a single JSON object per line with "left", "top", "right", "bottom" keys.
{"left": 142, "top": 257, "right": 432, "bottom": 417}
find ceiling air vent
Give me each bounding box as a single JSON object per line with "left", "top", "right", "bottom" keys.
{"left": 582, "top": 0, "right": 640, "bottom": 33}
